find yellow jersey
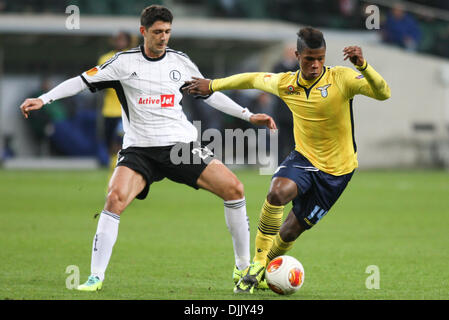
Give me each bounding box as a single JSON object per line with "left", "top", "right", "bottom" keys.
{"left": 98, "top": 50, "right": 122, "bottom": 118}
{"left": 210, "top": 61, "right": 391, "bottom": 176}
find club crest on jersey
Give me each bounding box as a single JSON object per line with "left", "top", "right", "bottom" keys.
{"left": 169, "top": 70, "right": 181, "bottom": 82}
{"left": 317, "top": 84, "right": 331, "bottom": 98}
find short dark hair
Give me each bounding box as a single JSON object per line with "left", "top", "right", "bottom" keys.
{"left": 140, "top": 5, "right": 173, "bottom": 29}
{"left": 296, "top": 27, "right": 326, "bottom": 53}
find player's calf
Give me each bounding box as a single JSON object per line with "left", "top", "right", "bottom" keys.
{"left": 279, "top": 211, "right": 306, "bottom": 242}
{"left": 197, "top": 159, "right": 244, "bottom": 201}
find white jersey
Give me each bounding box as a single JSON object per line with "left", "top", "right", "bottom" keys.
{"left": 81, "top": 46, "right": 212, "bottom": 148}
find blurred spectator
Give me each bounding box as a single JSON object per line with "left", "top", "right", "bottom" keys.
{"left": 26, "top": 78, "right": 108, "bottom": 163}
{"left": 209, "top": 0, "right": 244, "bottom": 18}
{"left": 209, "top": 0, "right": 268, "bottom": 19}
{"left": 339, "top": 0, "right": 356, "bottom": 17}
{"left": 433, "top": 25, "right": 449, "bottom": 57}
{"left": 273, "top": 44, "right": 298, "bottom": 74}
{"left": 188, "top": 96, "right": 224, "bottom": 131}
{"left": 271, "top": 44, "right": 297, "bottom": 162}
{"left": 410, "top": 0, "right": 449, "bottom": 10}
{"left": 336, "top": 0, "right": 362, "bottom": 29}
{"left": 1, "top": 135, "right": 15, "bottom": 161}
{"left": 27, "top": 78, "right": 69, "bottom": 155}
{"left": 97, "top": 31, "right": 132, "bottom": 171}
{"left": 382, "top": 3, "right": 422, "bottom": 52}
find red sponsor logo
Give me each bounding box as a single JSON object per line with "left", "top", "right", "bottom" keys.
{"left": 138, "top": 94, "right": 175, "bottom": 107}
{"left": 161, "top": 94, "right": 174, "bottom": 107}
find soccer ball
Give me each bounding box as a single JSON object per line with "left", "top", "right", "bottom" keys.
{"left": 265, "top": 255, "right": 305, "bottom": 295}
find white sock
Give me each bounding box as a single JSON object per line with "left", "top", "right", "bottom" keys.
{"left": 224, "top": 198, "right": 250, "bottom": 271}
{"left": 90, "top": 210, "right": 120, "bottom": 281}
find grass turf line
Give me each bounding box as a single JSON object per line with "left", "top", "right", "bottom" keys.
{"left": 0, "top": 169, "right": 448, "bottom": 300}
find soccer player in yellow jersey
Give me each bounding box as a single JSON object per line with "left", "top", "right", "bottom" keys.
{"left": 98, "top": 31, "right": 132, "bottom": 175}
{"left": 184, "top": 26, "right": 391, "bottom": 293}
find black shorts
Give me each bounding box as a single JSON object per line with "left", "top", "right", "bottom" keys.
{"left": 273, "top": 150, "right": 354, "bottom": 230}
{"left": 116, "top": 141, "right": 215, "bottom": 200}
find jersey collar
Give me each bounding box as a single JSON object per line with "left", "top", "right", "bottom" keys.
{"left": 297, "top": 67, "right": 326, "bottom": 88}
{"left": 296, "top": 67, "right": 327, "bottom": 99}
{"left": 140, "top": 45, "right": 166, "bottom": 62}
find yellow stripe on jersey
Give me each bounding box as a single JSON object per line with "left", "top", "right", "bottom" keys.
{"left": 98, "top": 51, "right": 122, "bottom": 118}
{"left": 211, "top": 62, "right": 390, "bottom": 176}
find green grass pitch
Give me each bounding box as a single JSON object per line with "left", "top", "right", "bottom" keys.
{"left": 0, "top": 169, "right": 448, "bottom": 300}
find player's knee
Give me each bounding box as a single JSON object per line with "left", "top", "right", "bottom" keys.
{"left": 105, "top": 188, "right": 127, "bottom": 214}
{"left": 223, "top": 178, "right": 244, "bottom": 201}
{"left": 266, "top": 188, "right": 290, "bottom": 206}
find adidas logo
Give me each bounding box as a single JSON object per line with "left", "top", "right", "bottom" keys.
{"left": 129, "top": 71, "right": 139, "bottom": 79}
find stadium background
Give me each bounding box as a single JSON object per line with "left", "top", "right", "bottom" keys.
{"left": 0, "top": 0, "right": 448, "bottom": 301}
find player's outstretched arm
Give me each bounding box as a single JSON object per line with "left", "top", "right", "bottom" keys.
{"left": 208, "top": 91, "right": 277, "bottom": 129}
{"left": 19, "top": 76, "right": 88, "bottom": 119}
{"left": 184, "top": 72, "right": 280, "bottom": 97}
{"left": 183, "top": 77, "right": 277, "bottom": 130}
{"left": 342, "top": 46, "right": 391, "bottom": 100}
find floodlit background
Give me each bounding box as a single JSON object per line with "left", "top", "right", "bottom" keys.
{"left": 0, "top": 0, "right": 448, "bottom": 301}
{"left": 0, "top": 0, "right": 449, "bottom": 169}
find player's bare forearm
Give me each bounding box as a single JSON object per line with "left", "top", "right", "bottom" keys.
{"left": 19, "top": 98, "right": 44, "bottom": 119}
{"left": 343, "top": 46, "right": 365, "bottom": 67}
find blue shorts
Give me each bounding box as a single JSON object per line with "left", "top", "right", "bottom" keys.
{"left": 273, "top": 150, "right": 354, "bottom": 230}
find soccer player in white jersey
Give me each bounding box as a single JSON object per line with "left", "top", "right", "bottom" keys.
{"left": 19, "top": 5, "right": 276, "bottom": 292}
